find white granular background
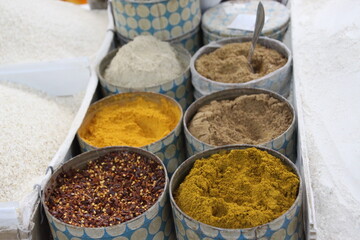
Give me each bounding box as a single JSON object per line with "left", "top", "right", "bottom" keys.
{"left": 0, "top": 83, "right": 77, "bottom": 202}
{"left": 292, "top": 0, "right": 360, "bottom": 238}
{"left": 0, "top": 0, "right": 107, "bottom": 65}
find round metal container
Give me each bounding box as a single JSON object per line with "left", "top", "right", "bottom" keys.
{"left": 184, "top": 88, "right": 296, "bottom": 161}
{"left": 201, "top": 0, "right": 290, "bottom": 43}
{"left": 112, "top": 0, "right": 201, "bottom": 41}
{"left": 77, "top": 92, "right": 185, "bottom": 176}
{"left": 42, "top": 146, "right": 175, "bottom": 240}
{"left": 117, "top": 23, "right": 202, "bottom": 55}
{"left": 203, "top": 24, "right": 289, "bottom": 45}
{"left": 98, "top": 44, "right": 193, "bottom": 111}
{"left": 191, "top": 36, "right": 292, "bottom": 98}
{"left": 169, "top": 145, "right": 304, "bottom": 240}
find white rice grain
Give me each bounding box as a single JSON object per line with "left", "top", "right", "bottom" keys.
{"left": 0, "top": 0, "right": 107, "bottom": 65}
{"left": 0, "top": 83, "right": 78, "bottom": 202}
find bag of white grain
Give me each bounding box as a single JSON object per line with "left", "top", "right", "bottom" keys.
{"left": 0, "top": 58, "right": 97, "bottom": 239}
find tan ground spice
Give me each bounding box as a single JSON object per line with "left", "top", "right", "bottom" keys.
{"left": 195, "top": 42, "right": 287, "bottom": 83}
{"left": 188, "top": 94, "right": 293, "bottom": 146}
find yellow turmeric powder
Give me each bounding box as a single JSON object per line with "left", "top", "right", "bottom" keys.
{"left": 175, "top": 148, "right": 299, "bottom": 229}
{"left": 79, "top": 95, "right": 181, "bottom": 148}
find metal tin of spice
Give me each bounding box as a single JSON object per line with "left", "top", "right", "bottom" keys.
{"left": 117, "top": 24, "right": 202, "bottom": 55}
{"left": 42, "top": 146, "right": 175, "bottom": 240}
{"left": 202, "top": 0, "right": 290, "bottom": 44}
{"left": 203, "top": 23, "right": 289, "bottom": 45}
{"left": 191, "top": 36, "right": 292, "bottom": 98}
{"left": 98, "top": 45, "right": 193, "bottom": 111}
{"left": 112, "top": 0, "right": 201, "bottom": 41}
{"left": 77, "top": 92, "right": 185, "bottom": 177}
{"left": 184, "top": 88, "right": 296, "bottom": 161}
{"left": 169, "top": 145, "right": 304, "bottom": 240}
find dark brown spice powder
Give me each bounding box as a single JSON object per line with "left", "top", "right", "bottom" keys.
{"left": 45, "top": 151, "right": 165, "bottom": 228}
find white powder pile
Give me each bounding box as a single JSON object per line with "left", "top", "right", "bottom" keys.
{"left": 104, "top": 35, "right": 184, "bottom": 88}
{"left": 0, "top": 0, "right": 107, "bottom": 65}
{"left": 0, "top": 83, "right": 77, "bottom": 202}
{"left": 292, "top": 0, "right": 360, "bottom": 238}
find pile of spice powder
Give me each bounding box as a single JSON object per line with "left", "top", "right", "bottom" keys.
{"left": 195, "top": 42, "right": 287, "bottom": 83}
{"left": 79, "top": 96, "right": 181, "bottom": 148}
{"left": 188, "top": 94, "right": 293, "bottom": 146}
{"left": 104, "top": 35, "right": 185, "bottom": 88}
{"left": 45, "top": 151, "right": 166, "bottom": 228}
{"left": 175, "top": 148, "right": 300, "bottom": 229}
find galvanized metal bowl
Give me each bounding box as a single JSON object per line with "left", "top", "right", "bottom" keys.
{"left": 77, "top": 92, "right": 185, "bottom": 176}
{"left": 169, "top": 145, "right": 304, "bottom": 240}
{"left": 42, "top": 146, "right": 175, "bottom": 240}
{"left": 191, "top": 36, "right": 292, "bottom": 98}
{"left": 184, "top": 88, "right": 297, "bottom": 161}
{"left": 97, "top": 44, "right": 193, "bottom": 111}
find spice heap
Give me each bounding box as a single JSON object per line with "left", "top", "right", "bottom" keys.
{"left": 0, "top": 83, "right": 77, "bottom": 202}
{"left": 195, "top": 42, "right": 287, "bottom": 83}
{"left": 175, "top": 148, "right": 300, "bottom": 229}
{"left": 46, "top": 151, "right": 166, "bottom": 228}
{"left": 105, "top": 35, "right": 185, "bottom": 88}
{"left": 79, "top": 95, "right": 181, "bottom": 147}
{"left": 188, "top": 93, "right": 293, "bottom": 146}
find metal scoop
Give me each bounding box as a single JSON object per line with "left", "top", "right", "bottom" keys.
{"left": 247, "top": 2, "right": 265, "bottom": 73}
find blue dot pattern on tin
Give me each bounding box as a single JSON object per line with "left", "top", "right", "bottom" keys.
{"left": 112, "top": 0, "right": 201, "bottom": 41}
{"left": 202, "top": 24, "right": 289, "bottom": 45}
{"left": 78, "top": 119, "right": 185, "bottom": 178}
{"left": 184, "top": 117, "right": 296, "bottom": 162}
{"left": 201, "top": 0, "right": 290, "bottom": 41}
{"left": 168, "top": 25, "right": 202, "bottom": 55}
{"left": 100, "top": 65, "right": 193, "bottom": 112}
{"left": 47, "top": 194, "right": 176, "bottom": 240}
{"left": 171, "top": 190, "right": 303, "bottom": 240}
{"left": 116, "top": 24, "right": 202, "bottom": 56}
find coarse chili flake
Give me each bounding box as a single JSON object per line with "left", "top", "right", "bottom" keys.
{"left": 45, "top": 151, "right": 166, "bottom": 228}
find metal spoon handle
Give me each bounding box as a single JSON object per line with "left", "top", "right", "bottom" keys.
{"left": 247, "top": 2, "right": 265, "bottom": 64}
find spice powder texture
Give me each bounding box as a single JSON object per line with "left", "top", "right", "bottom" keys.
{"left": 195, "top": 42, "right": 287, "bottom": 83}
{"left": 79, "top": 96, "right": 181, "bottom": 147}
{"left": 45, "top": 151, "right": 166, "bottom": 228}
{"left": 175, "top": 148, "right": 300, "bottom": 229}
{"left": 188, "top": 93, "right": 293, "bottom": 146}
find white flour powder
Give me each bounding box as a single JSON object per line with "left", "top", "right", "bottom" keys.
{"left": 292, "top": 0, "right": 360, "bottom": 238}
{"left": 0, "top": 0, "right": 107, "bottom": 65}
{"left": 104, "top": 35, "right": 184, "bottom": 88}
{"left": 0, "top": 83, "right": 77, "bottom": 202}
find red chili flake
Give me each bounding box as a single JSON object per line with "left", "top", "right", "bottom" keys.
{"left": 45, "top": 151, "right": 165, "bottom": 228}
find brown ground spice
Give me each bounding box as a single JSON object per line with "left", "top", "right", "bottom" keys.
{"left": 188, "top": 94, "right": 293, "bottom": 146}
{"left": 195, "top": 42, "right": 287, "bottom": 83}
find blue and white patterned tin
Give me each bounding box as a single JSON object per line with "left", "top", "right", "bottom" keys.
{"left": 97, "top": 45, "right": 193, "bottom": 111}
{"left": 116, "top": 23, "right": 202, "bottom": 55}
{"left": 77, "top": 92, "right": 185, "bottom": 177}
{"left": 191, "top": 37, "right": 292, "bottom": 98}
{"left": 202, "top": 0, "right": 290, "bottom": 43}
{"left": 169, "top": 145, "right": 304, "bottom": 240}
{"left": 42, "top": 146, "right": 175, "bottom": 240}
{"left": 203, "top": 23, "right": 289, "bottom": 45}
{"left": 183, "top": 88, "right": 297, "bottom": 161}
{"left": 112, "top": 0, "right": 201, "bottom": 41}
